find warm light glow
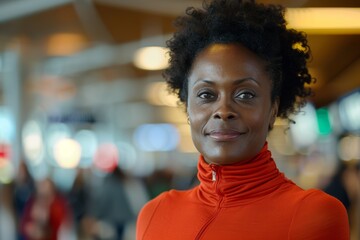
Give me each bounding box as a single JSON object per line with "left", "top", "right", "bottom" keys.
{"left": 53, "top": 138, "right": 81, "bottom": 169}
{"left": 160, "top": 107, "right": 188, "bottom": 124}
{"left": 286, "top": 8, "right": 360, "bottom": 34}
{"left": 146, "top": 82, "right": 178, "bottom": 107}
{"left": 22, "top": 121, "right": 45, "bottom": 165}
{"left": 0, "top": 161, "right": 15, "bottom": 184}
{"left": 46, "top": 33, "right": 87, "bottom": 56}
{"left": 274, "top": 118, "right": 288, "bottom": 126}
{"left": 47, "top": 123, "right": 71, "bottom": 159}
{"left": 176, "top": 124, "right": 197, "bottom": 153}
{"left": 0, "top": 157, "right": 6, "bottom": 168}
{"left": 134, "top": 46, "right": 169, "bottom": 70}
{"left": 338, "top": 135, "right": 360, "bottom": 161}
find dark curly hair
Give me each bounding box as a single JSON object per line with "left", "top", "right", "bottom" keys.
{"left": 164, "top": 0, "right": 314, "bottom": 119}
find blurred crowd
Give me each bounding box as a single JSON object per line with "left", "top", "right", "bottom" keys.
{"left": 0, "top": 158, "right": 359, "bottom": 240}
{"left": 0, "top": 161, "right": 180, "bottom": 240}
{"left": 324, "top": 161, "right": 360, "bottom": 239}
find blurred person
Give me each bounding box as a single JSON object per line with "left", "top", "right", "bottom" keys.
{"left": 0, "top": 183, "right": 16, "bottom": 240}
{"left": 325, "top": 161, "right": 360, "bottom": 240}
{"left": 20, "top": 178, "right": 72, "bottom": 240}
{"left": 324, "top": 162, "right": 353, "bottom": 211}
{"left": 342, "top": 162, "right": 360, "bottom": 240}
{"left": 144, "top": 169, "right": 173, "bottom": 199}
{"left": 81, "top": 167, "right": 134, "bottom": 240}
{"left": 66, "top": 169, "right": 90, "bottom": 236}
{"left": 136, "top": 0, "right": 350, "bottom": 239}
{"left": 13, "top": 161, "right": 35, "bottom": 240}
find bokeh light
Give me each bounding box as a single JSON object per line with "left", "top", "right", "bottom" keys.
{"left": 339, "top": 91, "right": 360, "bottom": 132}
{"left": 93, "top": 143, "right": 119, "bottom": 173}
{"left": 290, "top": 103, "right": 319, "bottom": 150}
{"left": 338, "top": 135, "right": 360, "bottom": 161}
{"left": 0, "top": 161, "right": 15, "bottom": 184}
{"left": 22, "top": 120, "right": 45, "bottom": 165}
{"left": 134, "top": 123, "right": 179, "bottom": 152}
{"left": 133, "top": 46, "right": 169, "bottom": 70}
{"left": 0, "top": 106, "right": 14, "bottom": 142}
{"left": 74, "top": 129, "right": 98, "bottom": 168}
{"left": 46, "top": 123, "right": 71, "bottom": 156}
{"left": 146, "top": 82, "right": 178, "bottom": 107}
{"left": 0, "top": 143, "right": 10, "bottom": 164}
{"left": 53, "top": 138, "right": 81, "bottom": 169}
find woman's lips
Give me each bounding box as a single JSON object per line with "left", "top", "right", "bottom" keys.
{"left": 207, "top": 130, "right": 243, "bottom": 141}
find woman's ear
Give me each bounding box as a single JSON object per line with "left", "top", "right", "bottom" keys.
{"left": 269, "top": 98, "right": 279, "bottom": 130}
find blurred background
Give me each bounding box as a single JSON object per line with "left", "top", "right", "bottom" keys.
{"left": 0, "top": 0, "right": 359, "bottom": 239}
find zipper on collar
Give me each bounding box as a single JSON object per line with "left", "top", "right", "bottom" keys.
{"left": 212, "top": 169, "right": 216, "bottom": 181}
{"left": 195, "top": 164, "right": 223, "bottom": 239}
{"left": 210, "top": 164, "right": 217, "bottom": 182}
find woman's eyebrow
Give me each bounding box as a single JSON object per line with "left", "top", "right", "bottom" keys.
{"left": 192, "top": 77, "right": 260, "bottom": 87}
{"left": 233, "top": 77, "right": 260, "bottom": 86}
{"left": 191, "top": 79, "right": 215, "bottom": 87}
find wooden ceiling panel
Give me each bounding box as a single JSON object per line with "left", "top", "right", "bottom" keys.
{"left": 308, "top": 35, "right": 360, "bottom": 80}
{"left": 95, "top": 3, "right": 176, "bottom": 44}
{"left": 0, "top": 5, "right": 88, "bottom": 39}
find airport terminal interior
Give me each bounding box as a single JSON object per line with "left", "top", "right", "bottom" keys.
{"left": 0, "top": 0, "right": 359, "bottom": 239}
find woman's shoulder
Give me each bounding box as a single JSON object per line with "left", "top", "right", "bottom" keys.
{"left": 136, "top": 188, "right": 196, "bottom": 238}
{"left": 140, "top": 190, "right": 193, "bottom": 215}
{"left": 278, "top": 181, "right": 341, "bottom": 203}
{"left": 287, "top": 188, "right": 350, "bottom": 239}
{"left": 295, "top": 188, "right": 348, "bottom": 217}
{"left": 280, "top": 184, "right": 348, "bottom": 219}
{"left": 140, "top": 188, "right": 196, "bottom": 211}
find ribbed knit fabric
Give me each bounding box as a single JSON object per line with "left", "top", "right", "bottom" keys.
{"left": 137, "top": 143, "right": 349, "bottom": 240}
{"left": 197, "top": 143, "right": 289, "bottom": 207}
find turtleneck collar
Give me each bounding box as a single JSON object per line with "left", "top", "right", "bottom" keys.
{"left": 197, "top": 142, "right": 291, "bottom": 207}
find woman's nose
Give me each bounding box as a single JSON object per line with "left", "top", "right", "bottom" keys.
{"left": 212, "top": 99, "right": 238, "bottom": 120}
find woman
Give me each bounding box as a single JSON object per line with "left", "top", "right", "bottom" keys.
{"left": 137, "top": 0, "right": 349, "bottom": 239}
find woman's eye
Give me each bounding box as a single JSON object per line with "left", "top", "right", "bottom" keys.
{"left": 236, "top": 91, "right": 255, "bottom": 99}
{"left": 198, "top": 92, "right": 215, "bottom": 99}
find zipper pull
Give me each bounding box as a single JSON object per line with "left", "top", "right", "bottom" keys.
{"left": 212, "top": 170, "right": 216, "bottom": 182}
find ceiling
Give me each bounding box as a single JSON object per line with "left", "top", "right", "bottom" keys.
{"left": 0, "top": 0, "right": 359, "bottom": 108}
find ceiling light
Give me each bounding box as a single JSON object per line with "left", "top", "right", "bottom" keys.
{"left": 286, "top": 8, "right": 360, "bottom": 34}
{"left": 134, "top": 46, "right": 169, "bottom": 70}
{"left": 46, "top": 33, "right": 87, "bottom": 56}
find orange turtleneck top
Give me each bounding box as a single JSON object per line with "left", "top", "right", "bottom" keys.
{"left": 137, "top": 144, "right": 349, "bottom": 240}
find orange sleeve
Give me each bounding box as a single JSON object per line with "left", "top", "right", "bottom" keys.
{"left": 288, "top": 190, "right": 349, "bottom": 240}
{"left": 136, "top": 193, "right": 165, "bottom": 240}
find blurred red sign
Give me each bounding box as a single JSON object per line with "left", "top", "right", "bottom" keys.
{"left": 0, "top": 143, "right": 10, "bottom": 159}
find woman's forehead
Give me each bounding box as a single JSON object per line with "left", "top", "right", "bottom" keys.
{"left": 188, "top": 43, "right": 270, "bottom": 85}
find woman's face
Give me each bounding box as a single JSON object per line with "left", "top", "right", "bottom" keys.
{"left": 187, "top": 43, "right": 278, "bottom": 165}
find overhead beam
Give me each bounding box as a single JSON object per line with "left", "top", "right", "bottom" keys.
{"left": 312, "top": 58, "right": 360, "bottom": 107}
{"left": 95, "top": 0, "right": 202, "bottom": 16}
{"left": 43, "top": 34, "right": 171, "bottom": 76}
{"left": 0, "top": 0, "right": 72, "bottom": 23}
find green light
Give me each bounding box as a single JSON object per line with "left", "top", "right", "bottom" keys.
{"left": 316, "top": 108, "right": 332, "bottom": 135}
